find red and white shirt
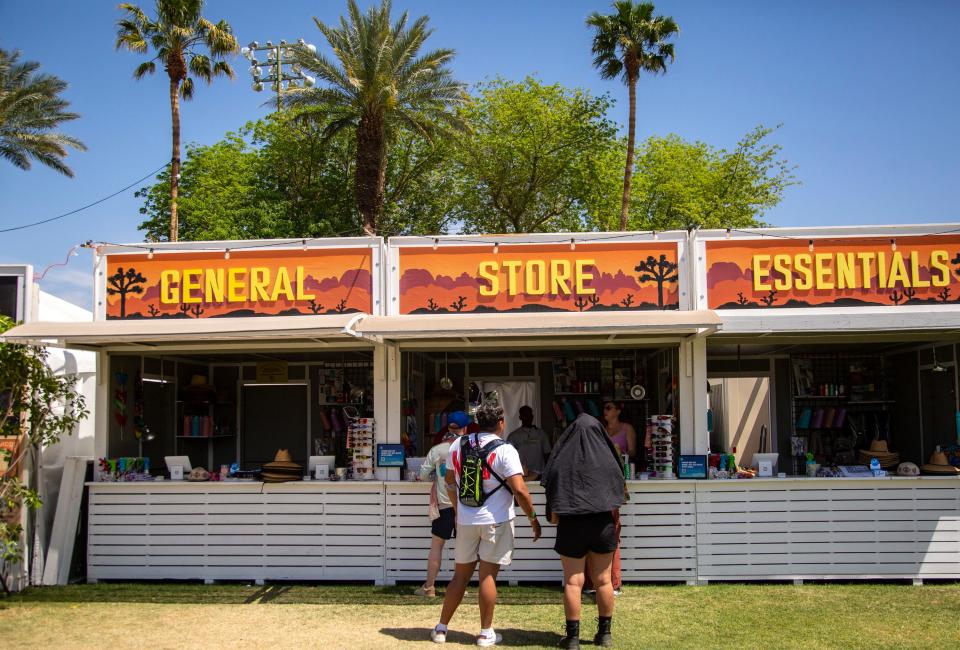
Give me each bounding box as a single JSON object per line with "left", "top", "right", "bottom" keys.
{"left": 447, "top": 432, "right": 524, "bottom": 525}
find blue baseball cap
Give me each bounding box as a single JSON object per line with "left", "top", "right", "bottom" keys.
{"left": 447, "top": 411, "right": 471, "bottom": 429}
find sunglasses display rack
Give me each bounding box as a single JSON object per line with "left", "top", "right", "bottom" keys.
{"left": 347, "top": 417, "right": 375, "bottom": 480}
{"left": 648, "top": 415, "right": 675, "bottom": 479}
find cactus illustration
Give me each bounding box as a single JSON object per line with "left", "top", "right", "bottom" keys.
{"left": 759, "top": 289, "right": 778, "bottom": 307}
{"left": 889, "top": 290, "right": 903, "bottom": 305}
{"left": 335, "top": 298, "right": 348, "bottom": 313}
{"left": 426, "top": 297, "right": 440, "bottom": 312}
{"left": 308, "top": 299, "right": 325, "bottom": 314}
{"left": 620, "top": 294, "right": 634, "bottom": 308}
{"left": 179, "top": 303, "right": 204, "bottom": 318}
{"left": 736, "top": 292, "right": 750, "bottom": 306}
{"left": 450, "top": 296, "right": 467, "bottom": 312}
{"left": 147, "top": 304, "right": 160, "bottom": 317}
{"left": 938, "top": 287, "right": 952, "bottom": 303}
{"left": 902, "top": 287, "right": 917, "bottom": 302}
{"left": 587, "top": 295, "right": 600, "bottom": 308}
{"left": 573, "top": 296, "right": 588, "bottom": 311}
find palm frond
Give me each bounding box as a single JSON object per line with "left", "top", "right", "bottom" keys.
{"left": 133, "top": 61, "right": 156, "bottom": 79}
{"left": 179, "top": 76, "right": 194, "bottom": 100}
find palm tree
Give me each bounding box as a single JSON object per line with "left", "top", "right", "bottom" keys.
{"left": 0, "top": 49, "right": 86, "bottom": 177}
{"left": 116, "top": 0, "right": 238, "bottom": 242}
{"left": 287, "top": 0, "right": 465, "bottom": 236}
{"left": 587, "top": 1, "right": 678, "bottom": 231}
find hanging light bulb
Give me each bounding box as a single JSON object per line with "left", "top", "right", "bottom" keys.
{"left": 493, "top": 242, "right": 499, "bottom": 254}
{"left": 891, "top": 238, "right": 897, "bottom": 251}
{"left": 432, "top": 238, "right": 439, "bottom": 250}
{"left": 147, "top": 248, "right": 154, "bottom": 260}
{"left": 570, "top": 238, "right": 576, "bottom": 251}
{"left": 725, "top": 228, "right": 732, "bottom": 239}
{"left": 224, "top": 249, "right": 231, "bottom": 260}
{"left": 808, "top": 240, "right": 814, "bottom": 252}
{"left": 652, "top": 231, "right": 658, "bottom": 240}
{"left": 302, "top": 239, "right": 308, "bottom": 252}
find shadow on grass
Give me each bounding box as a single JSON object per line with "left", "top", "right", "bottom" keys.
{"left": 380, "top": 627, "right": 563, "bottom": 646}
{"left": 6, "top": 583, "right": 564, "bottom": 606}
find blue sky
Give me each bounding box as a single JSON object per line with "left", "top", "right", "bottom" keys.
{"left": 2, "top": 0, "right": 959, "bottom": 309}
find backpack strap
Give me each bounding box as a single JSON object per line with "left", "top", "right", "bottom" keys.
{"left": 479, "top": 438, "right": 513, "bottom": 496}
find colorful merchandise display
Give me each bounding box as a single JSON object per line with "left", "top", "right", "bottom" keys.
{"left": 347, "top": 416, "right": 375, "bottom": 480}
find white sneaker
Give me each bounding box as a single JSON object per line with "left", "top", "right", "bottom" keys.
{"left": 477, "top": 630, "right": 502, "bottom": 647}
{"left": 431, "top": 626, "right": 447, "bottom": 643}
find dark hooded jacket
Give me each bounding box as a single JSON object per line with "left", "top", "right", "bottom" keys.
{"left": 540, "top": 413, "right": 625, "bottom": 516}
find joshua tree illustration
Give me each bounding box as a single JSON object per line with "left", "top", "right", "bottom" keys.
{"left": 106, "top": 267, "right": 147, "bottom": 318}
{"left": 736, "top": 292, "right": 750, "bottom": 306}
{"left": 889, "top": 290, "right": 904, "bottom": 305}
{"left": 450, "top": 296, "right": 467, "bottom": 312}
{"left": 620, "top": 294, "right": 634, "bottom": 308}
{"left": 308, "top": 299, "right": 325, "bottom": 314}
{"left": 902, "top": 287, "right": 917, "bottom": 302}
{"left": 147, "top": 304, "right": 160, "bottom": 317}
{"left": 635, "top": 255, "right": 679, "bottom": 309}
{"left": 335, "top": 298, "right": 348, "bottom": 313}
{"left": 426, "top": 297, "right": 440, "bottom": 312}
{"left": 179, "top": 302, "right": 204, "bottom": 318}
{"left": 759, "top": 289, "right": 778, "bottom": 307}
{"left": 938, "top": 287, "right": 952, "bottom": 303}
{"left": 573, "top": 296, "right": 589, "bottom": 311}
{"left": 587, "top": 295, "right": 601, "bottom": 309}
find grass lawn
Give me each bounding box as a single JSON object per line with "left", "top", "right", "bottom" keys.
{"left": 2, "top": 582, "right": 960, "bottom": 649}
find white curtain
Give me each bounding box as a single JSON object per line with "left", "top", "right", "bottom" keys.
{"left": 479, "top": 380, "right": 539, "bottom": 436}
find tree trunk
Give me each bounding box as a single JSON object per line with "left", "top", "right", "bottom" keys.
{"left": 169, "top": 76, "right": 181, "bottom": 242}
{"left": 354, "top": 113, "right": 386, "bottom": 236}
{"left": 619, "top": 73, "right": 638, "bottom": 231}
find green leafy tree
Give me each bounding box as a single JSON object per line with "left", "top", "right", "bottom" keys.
{"left": 286, "top": 0, "right": 465, "bottom": 235}
{"left": 138, "top": 112, "right": 458, "bottom": 241}
{"left": 0, "top": 316, "right": 87, "bottom": 593}
{"left": 587, "top": 1, "right": 679, "bottom": 230}
{"left": 116, "top": 0, "right": 239, "bottom": 242}
{"left": 454, "top": 77, "right": 623, "bottom": 234}
{"left": 623, "top": 125, "right": 797, "bottom": 231}
{"left": 0, "top": 49, "right": 86, "bottom": 176}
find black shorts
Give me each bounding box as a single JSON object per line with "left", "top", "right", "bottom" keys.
{"left": 554, "top": 511, "right": 617, "bottom": 558}
{"left": 431, "top": 507, "right": 456, "bottom": 540}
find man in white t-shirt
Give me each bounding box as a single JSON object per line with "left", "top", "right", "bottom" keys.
{"left": 430, "top": 401, "right": 541, "bottom": 647}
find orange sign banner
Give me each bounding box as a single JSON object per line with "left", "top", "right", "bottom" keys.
{"left": 398, "top": 242, "right": 680, "bottom": 314}
{"left": 706, "top": 236, "right": 960, "bottom": 308}
{"left": 103, "top": 248, "right": 373, "bottom": 319}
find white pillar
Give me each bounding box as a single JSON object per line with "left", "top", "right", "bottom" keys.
{"left": 678, "top": 336, "right": 709, "bottom": 455}
{"left": 373, "top": 343, "right": 402, "bottom": 480}
{"left": 94, "top": 351, "right": 109, "bottom": 460}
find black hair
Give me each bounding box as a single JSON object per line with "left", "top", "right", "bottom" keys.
{"left": 475, "top": 402, "right": 505, "bottom": 432}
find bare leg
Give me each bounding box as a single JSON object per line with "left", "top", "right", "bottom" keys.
{"left": 439, "top": 561, "right": 476, "bottom": 625}
{"left": 560, "top": 555, "right": 587, "bottom": 621}
{"left": 424, "top": 535, "right": 445, "bottom": 590}
{"left": 586, "top": 551, "right": 614, "bottom": 617}
{"left": 477, "top": 560, "right": 501, "bottom": 629}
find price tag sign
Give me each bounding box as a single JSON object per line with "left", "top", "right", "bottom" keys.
{"left": 678, "top": 455, "right": 707, "bottom": 479}
{"left": 377, "top": 444, "right": 405, "bottom": 467}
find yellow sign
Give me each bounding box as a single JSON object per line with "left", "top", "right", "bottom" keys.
{"left": 256, "top": 361, "right": 289, "bottom": 383}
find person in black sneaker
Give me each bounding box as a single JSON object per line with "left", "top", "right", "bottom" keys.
{"left": 541, "top": 413, "right": 626, "bottom": 649}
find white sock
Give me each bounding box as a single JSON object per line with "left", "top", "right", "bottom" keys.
{"left": 480, "top": 627, "right": 494, "bottom": 637}
{"left": 435, "top": 623, "right": 447, "bottom": 632}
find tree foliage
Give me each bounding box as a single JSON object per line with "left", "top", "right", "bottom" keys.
{"left": 0, "top": 49, "right": 86, "bottom": 177}
{"left": 453, "top": 77, "right": 623, "bottom": 234}
{"left": 623, "top": 125, "right": 797, "bottom": 231}
{"left": 286, "top": 0, "right": 465, "bottom": 235}
{"left": 0, "top": 316, "right": 87, "bottom": 593}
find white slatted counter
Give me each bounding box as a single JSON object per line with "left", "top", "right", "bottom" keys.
{"left": 87, "top": 481, "right": 384, "bottom": 583}
{"left": 87, "top": 477, "right": 960, "bottom": 583}
{"left": 696, "top": 477, "right": 960, "bottom": 582}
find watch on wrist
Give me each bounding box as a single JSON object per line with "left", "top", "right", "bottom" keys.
{"left": 528, "top": 510, "right": 538, "bottom": 520}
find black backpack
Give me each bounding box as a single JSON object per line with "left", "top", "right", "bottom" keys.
{"left": 457, "top": 434, "right": 511, "bottom": 507}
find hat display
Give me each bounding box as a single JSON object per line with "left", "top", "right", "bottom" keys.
{"left": 921, "top": 450, "right": 960, "bottom": 475}
{"left": 896, "top": 462, "right": 920, "bottom": 477}
{"left": 187, "top": 467, "right": 210, "bottom": 482}
{"left": 261, "top": 449, "right": 303, "bottom": 483}
{"left": 858, "top": 439, "right": 900, "bottom": 469}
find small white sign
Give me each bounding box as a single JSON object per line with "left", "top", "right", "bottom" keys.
{"left": 170, "top": 465, "right": 184, "bottom": 480}
{"left": 316, "top": 464, "right": 329, "bottom": 480}
{"left": 758, "top": 460, "right": 773, "bottom": 477}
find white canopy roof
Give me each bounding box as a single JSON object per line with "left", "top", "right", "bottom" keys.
{"left": 0, "top": 313, "right": 366, "bottom": 349}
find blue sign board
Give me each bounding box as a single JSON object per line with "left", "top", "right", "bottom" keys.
{"left": 678, "top": 455, "right": 707, "bottom": 479}
{"left": 377, "top": 444, "right": 406, "bottom": 467}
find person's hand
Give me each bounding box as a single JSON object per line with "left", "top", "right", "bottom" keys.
{"left": 530, "top": 518, "right": 542, "bottom": 542}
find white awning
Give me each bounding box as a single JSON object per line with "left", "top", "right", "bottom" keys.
{"left": 0, "top": 313, "right": 367, "bottom": 349}
{"left": 355, "top": 310, "right": 720, "bottom": 342}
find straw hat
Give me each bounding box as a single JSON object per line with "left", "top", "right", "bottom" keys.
{"left": 869, "top": 440, "right": 890, "bottom": 453}
{"left": 261, "top": 449, "right": 302, "bottom": 482}
{"left": 921, "top": 451, "right": 960, "bottom": 475}
{"left": 858, "top": 439, "right": 899, "bottom": 468}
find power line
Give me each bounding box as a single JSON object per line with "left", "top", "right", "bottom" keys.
{"left": 0, "top": 163, "right": 168, "bottom": 234}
